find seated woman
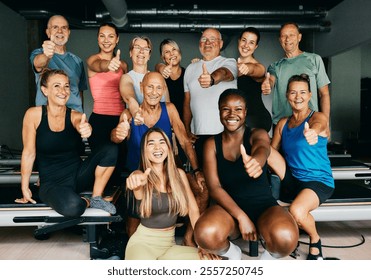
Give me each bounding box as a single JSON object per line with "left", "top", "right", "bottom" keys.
{"left": 268, "top": 74, "right": 335, "bottom": 260}
{"left": 16, "top": 69, "right": 118, "bottom": 217}
{"left": 194, "top": 88, "right": 298, "bottom": 260}
{"left": 124, "top": 127, "right": 217, "bottom": 260}
{"left": 111, "top": 71, "right": 206, "bottom": 245}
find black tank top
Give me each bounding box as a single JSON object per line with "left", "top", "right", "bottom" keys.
{"left": 36, "top": 106, "right": 82, "bottom": 184}
{"left": 165, "top": 67, "right": 185, "bottom": 117}
{"left": 237, "top": 75, "right": 272, "bottom": 132}
{"left": 214, "top": 128, "right": 273, "bottom": 206}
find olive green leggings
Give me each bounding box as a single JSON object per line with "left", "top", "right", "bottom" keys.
{"left": 125, "top": 224, "right": 201, "bottom": 260}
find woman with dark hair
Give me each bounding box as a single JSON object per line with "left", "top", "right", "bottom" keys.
{"left": 86, "top": 22, "right": 128, "bottom": 187}
{"left": 268, "top": 74, "right": 334, "bottom": 260}
{"left": 124, "top": 127, "right": 217, "bottom": 260}
{"left": 237, "top": 27, "right": 272, "bottom": 132}
{"left": 194, "top": 88, "right": 298, "bottom": 260}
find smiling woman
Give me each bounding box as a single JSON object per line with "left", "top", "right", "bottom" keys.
{"left": 123, "top": 127, "right": 217, "bottom": 260}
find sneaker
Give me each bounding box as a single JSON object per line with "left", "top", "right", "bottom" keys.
{"left": 90, "top": 196, "right": 116, "bottom": 215}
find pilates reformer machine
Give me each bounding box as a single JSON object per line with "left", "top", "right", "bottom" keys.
{"left": 247, "top": 154, "right": 371, "bottom": 257}
{"left": 0, "top": 150, "right": 124, "bottom": 259}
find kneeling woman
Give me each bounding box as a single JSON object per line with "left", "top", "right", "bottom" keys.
{"left": 125, "top": 127, "right": 217, "bottom": 260}
{"left": 194, "top": 88, "right": 298, "bottom": 260}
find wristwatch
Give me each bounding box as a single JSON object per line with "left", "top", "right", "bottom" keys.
{"left": 209, "top": 75, "right": 215, "bottom": 86}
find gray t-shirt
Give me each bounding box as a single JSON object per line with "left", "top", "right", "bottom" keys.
{"left": 268, "top": 52, "right": 330, "bottom": 124}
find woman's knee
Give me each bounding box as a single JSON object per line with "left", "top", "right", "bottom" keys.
{"left": 194, "top": 207, "right": 232, "bottom": 250}
{"left": 289, "top": 204, "right": 309, "bottom": 225}
{"left": 98, "top": 143, "right": 118, "bottom": 166}
{"left": 57, "top": 198, "right": 86, "bottom": 218}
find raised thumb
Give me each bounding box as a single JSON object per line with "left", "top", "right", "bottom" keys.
{"left": 202, "top": 63, "right": 208, "bottom": 74}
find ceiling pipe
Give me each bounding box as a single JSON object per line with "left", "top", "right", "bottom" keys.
{"left": 101, "top": 0, "right": 128, "bottom": 28}
{"left": 126, "top": 8, "right": 327, "bottom": 18}
{"left": 128, "top": 21, "right": 331, "bottom": 32}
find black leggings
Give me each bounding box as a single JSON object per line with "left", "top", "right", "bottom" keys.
{"left": 39, "top": 143, "right": 118, "bottom": 217}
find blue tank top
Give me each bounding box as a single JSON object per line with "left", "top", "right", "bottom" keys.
{"left": 281, "top": 111, "right": 334, "bottom": 188}
{"left": 126, "top": 102, "right": 173, "bottom": 171}
{"left": 36, "top": 106, "right": 82, "bottom": 184}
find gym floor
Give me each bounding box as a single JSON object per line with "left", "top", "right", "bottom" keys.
{"left": 0, "top": 219, "right": 370, "bottom": 260}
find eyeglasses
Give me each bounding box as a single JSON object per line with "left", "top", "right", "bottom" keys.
{"left": 200, "top": 37, "right": 220, "bottom": 43}
{"left": 133, "top": 45, "right": 151, "bottom": 53}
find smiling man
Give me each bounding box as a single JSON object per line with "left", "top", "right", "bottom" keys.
{"left": 261, "top": 22, "right": 331, "bottom": 128}
{"left": 183, "top": 28, "right": 238, "bottom": 168}
{"left": 30, "top": 15, "right": 87, "bottom": 112}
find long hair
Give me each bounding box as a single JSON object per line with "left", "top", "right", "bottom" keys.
{"left": 138, "top": 127, "right": 189, "bottom": 218}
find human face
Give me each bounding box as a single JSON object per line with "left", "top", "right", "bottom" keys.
{"left": 98, "top": 25, "right": 118, "bottom": 53}
{"left": 199, "top": 29, "right": 223, "bottom": 61}
{"left": 279, "top": 24, "right": 302, "bottom": 54}
{"left": 219, "top": 94, "right": 247, "bottom": 132}
{"left": 130, "top": 38, "right": 151, "bottom": 65}
{"left": 141, "top": 73, "right": 166, "bottom": 105}
{"left": 145, "top": 131, "right": 169, "bottom": 164}
{"left": 41, "top": 74, "right": 70, "bottom": 105}
{"left": 162, "top": 43, "right": 181, "bottom": 66}
{"left": 238, "top": 32, "right": 258, "bottom": 58}
{"left": 286, "top": 81, "right": 312, "bottom": 111}
{"left": 46, "top": 16, "right": 70, "bottom": 46}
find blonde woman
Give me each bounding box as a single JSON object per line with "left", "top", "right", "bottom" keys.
{"left": 124, "top": 127, "right": 217, "bottom": 260}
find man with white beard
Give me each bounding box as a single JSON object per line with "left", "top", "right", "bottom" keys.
{"left": 30, "top": 15, "right": 87, "bottom": 112}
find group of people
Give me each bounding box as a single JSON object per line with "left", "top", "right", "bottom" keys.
{"left": 16, "top": 14, "right": 335, "bottom": 261}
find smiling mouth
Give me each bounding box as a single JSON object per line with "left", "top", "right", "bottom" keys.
{"left": 153, "top": 151, "right": 163, "bottom": 157}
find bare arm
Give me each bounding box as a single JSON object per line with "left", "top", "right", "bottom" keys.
{"left": 179, "top": 168, "right": 200, "bottom": 229}
{"left": 318, "top": 84, "right": 330, "bottom": 121}
{"left": 119, "top": 74, "right": 140, "bottom": 117}
{"left": 18, "top": 108, "right": 40, "bottom": 204}
{"left": 237, "top": 60, "right": 266, "bottom": 81}
{"left": 268, "top": 119, "right": 287, "bottom": 180}
{"left": 111, "top": 110, "right": 131, "bottom": 143}
{"left": 183, "top": 91, "right": 193, "bottom": 137}
{"left": 168, "top": 103, "right": 199, "bottom": 170}
{"left": 261, "top": 72, "right": 276, "bottom": 95}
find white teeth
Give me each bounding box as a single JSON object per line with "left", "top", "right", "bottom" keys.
{"left": 153, "top": 152, "right": 162, "bottom": 157}
{"left": 227, "top": 119, "right": 238, "bottom": 123}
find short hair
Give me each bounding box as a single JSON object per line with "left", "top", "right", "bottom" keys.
{"left": 159, "top": 38, "right": 181, "bottom": 57}
{"left": 280, "top": 22, "right": 301, "bottom": 34}
{"left": 47, "top": 15, "right": 69, "bottom": 28}
{"left": 238, "top": 27, "right": 260, "bottom": 45}
{"left": 218, "top": 88, "right": 248, "bottom": 109}
{"left": 129, "top": 35, "right": 152, "bottom": 53}
{"left": 286, "top": 74, "right": 311, "bottom": 93}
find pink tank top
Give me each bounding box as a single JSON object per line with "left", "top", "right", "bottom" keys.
{"left": 89, "top": 67, "right": 125, "bottom": 116}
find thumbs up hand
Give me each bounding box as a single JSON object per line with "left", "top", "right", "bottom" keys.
{"left": 108, "top": 49, "right": 121, "bottom": 72}
{"left": 133, "top": 107, "right": 145, "bottom": 126}
{"left": 237, "top": 58, "right": 250, "bottom": 76}
{"left": 261, "top": 72, "right": 272, "bottom": 95}
{"left": 161, "top": 63, "right": 173, "bottom": 79}
{"left": 126, "top": 168, "right": 151, "bottom": 190}
{"left": 303, "top": 122, "right": 318, "bottom": 145}
{"left": 78, "top": 113, "right": 92, "bottom": 138}
{"left": 198, "top": 63, "right": 213, "bottom": 88}
{"left": 115, "top": 113, "right": 130, "bottom": 141}
{"left": 42, "top": 35, "right": 56, "bottom": 58}
{"left": 240, "top": 144, "right": 263, "bottom": 178}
